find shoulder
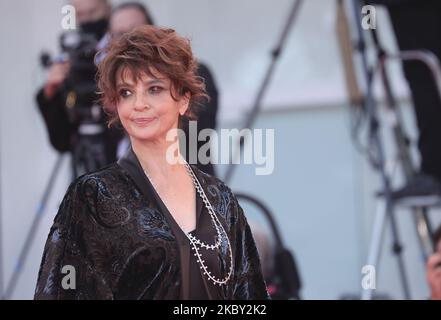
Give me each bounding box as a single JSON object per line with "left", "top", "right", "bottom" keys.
{"left": 70, "top": 162, "right": 124, "bottom": 188}
{"left": 59, "top": 163, "right": 136, "bottom": 225}
{"left": 64, "top": 163, "right": 129, "bottom": 205}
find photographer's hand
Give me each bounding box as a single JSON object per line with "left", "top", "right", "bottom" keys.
{"left": 427, "top": 252, "right": 441, "bottom": 300}
{"left": 43, "top": 60, "right": 71, "bottom": 99}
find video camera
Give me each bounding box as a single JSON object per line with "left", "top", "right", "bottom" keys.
{"left": 39, "top": 29, "right": 111, "bottom": 177}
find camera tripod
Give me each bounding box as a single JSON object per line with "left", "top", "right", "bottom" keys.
{"left": 224, "top": 0, "right": 441, "bottom": 299}
{"left": 358, "top": 44, "right": 441, "bottom": 299}
{"left": 338, "top": 0, "right": 441, "bottom": 299}
{"left": 2, "top": 125, "right": 111, "bottom": 299}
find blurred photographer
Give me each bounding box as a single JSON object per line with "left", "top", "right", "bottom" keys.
{"left": 427, "top": 225, "right": 441, "bottom": 300}
{"left": 36, "top": 0, "right": 123, "bottom": 178}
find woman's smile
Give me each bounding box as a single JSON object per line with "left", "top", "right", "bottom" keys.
{"left": 131, "top": 117, "right": 156, "bottom": 126}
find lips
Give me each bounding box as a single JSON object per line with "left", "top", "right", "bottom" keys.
{"left": 132, "top": 117, "right": 155, "bottom": 126}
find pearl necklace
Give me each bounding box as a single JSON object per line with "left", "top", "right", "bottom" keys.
{"left": 143, "top": 161, "right": 233, "bottom": 286}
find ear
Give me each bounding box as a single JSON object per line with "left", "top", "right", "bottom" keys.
{"left": 178, "top": 93, "right": 191, "bottom": 116}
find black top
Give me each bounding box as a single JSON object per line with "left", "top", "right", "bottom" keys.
{"left": 145, "top": 168, "right": 215, "bottom": 299}
{"left": 188, "top": 229, "right": 209, "bottom": 299}
{"left": 34, "top": 148, "right": 270, "bottom": 300}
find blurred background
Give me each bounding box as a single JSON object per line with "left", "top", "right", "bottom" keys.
{"left": 1, "top": 0, "right": 441, "bottom": 299}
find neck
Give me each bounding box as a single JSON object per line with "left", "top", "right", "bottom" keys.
{"left": 131, "top": 136, "right": 184, "bottom": 179}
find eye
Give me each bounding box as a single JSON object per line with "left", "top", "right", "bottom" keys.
{"left": 148, "top": 86, "right": 164, "bottom": 95}
{"left": 119, "top": 89, "right": 132, "bottom": 98}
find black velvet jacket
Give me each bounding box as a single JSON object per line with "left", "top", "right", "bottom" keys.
{"left": 34, "top": 149, "right": 269, "bottom": 300}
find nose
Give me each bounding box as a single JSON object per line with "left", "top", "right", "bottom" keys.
{"left": 134, "top": 92, "right": 150, "bottom": 111}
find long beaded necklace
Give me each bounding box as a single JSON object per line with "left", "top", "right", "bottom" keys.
{"left": 143, "top": 160, "right": 233, "bottom": 286}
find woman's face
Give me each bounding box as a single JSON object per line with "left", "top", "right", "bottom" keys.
{"left": 115, "top": 68, "right": 188, "bottom": 144}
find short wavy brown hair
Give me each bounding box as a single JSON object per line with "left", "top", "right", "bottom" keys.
{"left": 96, "top": 25, "right": 208, "bottom": 128}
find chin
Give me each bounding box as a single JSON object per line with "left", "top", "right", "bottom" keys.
{"left": 124, "top": 119, "right": 175, "bottom": 143}
{"left": 126, "top": 121, "right": 159, "bottom": 140}
{"left": 130, "top": 130, "right": 158, "bottom": 142}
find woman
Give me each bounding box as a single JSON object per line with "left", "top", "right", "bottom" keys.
{"left": 34, "top": 25, "right": 269, "bottom": 300}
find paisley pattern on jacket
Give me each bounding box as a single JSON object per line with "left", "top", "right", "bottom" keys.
{"left": 34, "top": 150, "right": 270, "bottom": 300}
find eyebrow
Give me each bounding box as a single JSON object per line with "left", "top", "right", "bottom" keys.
{"left": 116, "top": 78, "right": 166, "bottom": 88}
